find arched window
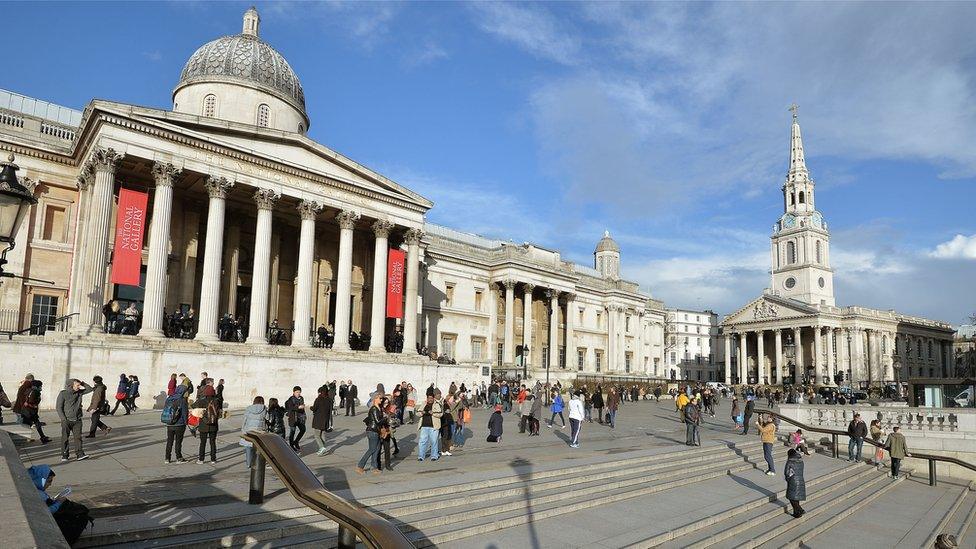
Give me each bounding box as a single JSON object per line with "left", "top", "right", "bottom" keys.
{"left": 203, "top": 94, "right": 217, "bottom": 117}
{"left": 815, "top": 240, "right": 822, "bottom": 264}
{"left": 786, "top": 241, "right": 796, "bottom": 264}
{"left": 257, "top": 104, "right": 271, "bottom": 127}
{"left": 798, "top": 191, "right": 805, "bottom": 204}
{"left": 790, "top": 193, "right": 795, "bottom": 206}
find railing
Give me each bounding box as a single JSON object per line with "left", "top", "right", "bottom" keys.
{"left": 0, "top": 312, "right": 77, "bottom": 339}
{"left": 242, "top": 431, "right": 411, "bottom": 549}
{"left": 756, "top": 408, "right": 976, "bottom": 487}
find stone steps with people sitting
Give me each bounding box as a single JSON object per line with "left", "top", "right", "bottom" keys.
{"left": 77, "top": 440, "right": 771, "bottom": 548}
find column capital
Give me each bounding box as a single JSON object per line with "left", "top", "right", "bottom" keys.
{"left": 336, "top": 210, "right": 361, "bottom": 230}
{"left": 253, "top": 188, "right": 281, "bottom": 210}
{"left": 404, "top": 227, "right": 424, "bottom": 245}
{"left": 89, "top": 147, "right": 123, "bottom": 174}
{"left": 151, "top": 162, "right": 181, "bottom": 187}
{"left": 76, "top": 161, "right": 94, "bottom": 191}
{"left": 296, "top": 199, "right": 323, "bottom": 220}
{"left": 560, "top": 292, "right": 577, "bottom": 304}
{"left": 523, "top": 283, "right": 536, "bottom": 294}
{"left": 204, "top": 176, "right": 235, "bottom": 199}
{"left": 501, "top": 279, "right": 517, "bottom": 290}
{"left": 371, "top": 219, "right": 394, "bottom": 238}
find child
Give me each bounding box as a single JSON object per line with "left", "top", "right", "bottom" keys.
{"left": 790, "top": 429, "right": 811, "bottom": 455}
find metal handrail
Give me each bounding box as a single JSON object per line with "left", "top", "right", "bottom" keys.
{"left": 755, "top": 408, "right": 976, "bottom": 486}
{"left": 0, "top": 312, "right": 77, "bottom": 339}
{"left": 241, "top": 431, "right": 412, "bottom": 549}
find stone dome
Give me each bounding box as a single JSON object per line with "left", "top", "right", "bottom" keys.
{"left": 595, "top": 230, "right": 620, "bottom": 253}
{"left": 173, "top": 8, "right": 308, "bottom": 126}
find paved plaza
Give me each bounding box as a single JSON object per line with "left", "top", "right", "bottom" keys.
{"left": 10, "top": 397, "right": 974, "bottom": 548}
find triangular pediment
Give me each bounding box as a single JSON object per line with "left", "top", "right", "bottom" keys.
{"left": 85, "top": 101, "right": 433, "bottom": 211}
{"left": 723, "top": 294, "right": 818, "bottom": 325}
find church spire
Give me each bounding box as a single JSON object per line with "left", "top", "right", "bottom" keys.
{"left": 787, "top": 103, "right": 809, "bottom": 182}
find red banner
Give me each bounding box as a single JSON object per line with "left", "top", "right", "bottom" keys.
{"left": 110, "top": 188, "right": 148, "bottom": 286}
{"left": 386, "top": 249, "right": 405, "bottom": 318}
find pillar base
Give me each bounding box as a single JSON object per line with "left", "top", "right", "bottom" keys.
{"left": 247, "top": 340, "right": 269, "bottom": 347}
{"left": 71, "top": 324, "right": 104, "bottom": 336}
{"left": 139, "top": 329, "right": 166, "bottom": 339}
{"left": 368, "top": 345, "right": 386, "bottom": 353}
{"left": 194, "top": 333, "right": 220, "bottom": 343}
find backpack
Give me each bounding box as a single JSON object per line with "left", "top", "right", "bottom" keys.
{"left": 160, "top": 396, "right": 181, "bottom": 425}
{"left": 53, "top": 500, "right": 94, "bottom": 545}
{"left": 205, "top": 400, "right": 219, "bottom": 426}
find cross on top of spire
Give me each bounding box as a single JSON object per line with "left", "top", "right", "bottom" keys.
{"left": 789, "top": 103, "right": 799, "bottom": 121}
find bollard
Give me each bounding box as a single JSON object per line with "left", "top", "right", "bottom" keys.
{"left": 929, "top": 460, "right": 937, "bottom": 487}
{"left": 831, "top": 434, "right": 838, "bottom": 459}
{"left": 249, "top": 453, "right": 266, "bottom": 504}
{"left": 337, "top": 524, "right": 357, "bottom": 549}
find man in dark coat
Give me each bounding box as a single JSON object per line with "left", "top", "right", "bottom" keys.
{"left": 345, "top": 381, "right": 358, "bottom": 416}
{"left": 56, "top": 379, "right": 93, "bottom": 461}
{"left": 86, "top": 376, "right": 110, "bottom": 438}
{"left": 684, "top": 398, "right": 701, "bottom": 446}
{"left": 12, "top": 374, "right": 34, "bottom": 423}
{"left": 338, "top": 382, "right": 348, "bottom": 410}
{"left": 742, "top": 395, "right": 755, "bottom": 435}
{"left": 487, "top": 404, "right": 503, "bottom": 442}
{"left": 784, "top": 449, "right": 806, "bottom": 518}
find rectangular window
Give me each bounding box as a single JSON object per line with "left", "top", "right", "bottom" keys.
{"left": 541, "top": 345, "right": 549, "bottom": 369}
{"left": 558, "top": 346, "right": 566, "bottom": 369}
{"left": 709, "top": 371, "right": 714, "bottom": 381}
{"left": 42, "top": 205, "right": 67, "bottom": 242}
{"left": 474, "top": 289, "right": 484, "bottom": 311}
{"left": 497, "top": 343, "right": 504, "bottom": 366}
{"left": 29, "top": 294, "right": 59, "bottom": 335}
{"left": 577, "top": 349, "right": 585, "bottom": 371}
{"left": 670, "top": 352, "right": 676, "bottom": 363}
{"left": 625, "top": 315, "right": 631, "bottom": 332}
{"left": 471, "top": 337, "right": 485, "bottom": 361}
{"left": 440, "top": 333, "right": 456, "bottom": 359}
{"left": 595, "top": 350, "right": 603, "bottom": 372}
{"left": 445, "top": 283, "right": 455, "bottom": 307}
{"left": 625, "top": 352, "right": 632, "bottom": 373}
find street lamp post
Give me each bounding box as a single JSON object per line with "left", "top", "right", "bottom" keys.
{"left": 0, "top": 155, "right": 38, "bottom": 279}
{"left": 894, "top": 360, "right": 903, "bottom": 401}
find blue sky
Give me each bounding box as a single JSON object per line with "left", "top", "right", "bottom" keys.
{"left": 7, "top": 1, "right": 975, "bottom": 324}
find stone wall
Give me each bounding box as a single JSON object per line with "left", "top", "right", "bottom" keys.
{"left": 778, "top": 403, "right": 976, "bottom": 481}
{"left": 0, "top": 335, "right": 486, "bottom": 411}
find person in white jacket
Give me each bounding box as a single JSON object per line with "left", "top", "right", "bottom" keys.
{"left": 568, "top": 392, "right": 585, "bottom": 448}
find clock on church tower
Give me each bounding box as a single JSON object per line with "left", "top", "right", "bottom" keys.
{"left": 770, "top": 105, "right": 835, "bottom": 306}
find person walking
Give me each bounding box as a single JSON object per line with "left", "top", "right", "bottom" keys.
{"left": 266, "top": 398, "right": 286, "bottom": 438}
{"left": 338, "top": 381, "right": 348, "bottom": 411}
{"left": 167, "top": 373, "right": 177, "bottom": 396}
{"left": 528, "top": 392, "right": 543, "bottom": 435}
{"left": 487, "top": 404, "right": 503, "bottom": 442}
{"left": 568, "top": 392, "right": 584, "bottom": 448}
{"left": 607, "top": 387, "right": 620, "bottom": 429}
{"left": 109, "top": 373, "right": 130, "bottom": 415}
{"left": 126, "top": 375, "right": 140, "bottom": 411}
{"left": 847, "top": 413, "right": 867, "bottom": 463}
{"left": 684, "top": 397, "right": 702, "bottom": 446}
{"left": 731, "top": 397, "right": 741, "bottom": 432}
{"left": 56, "top": 379, "right": 93, "bottom": 462}
{"left": 285, "top": 386, "right": 307, "bottom": 452}
{"left": 356, "top": 393, "right": 384, "bottom": 474}
{"left": 784, "top": 449, "right": 806, "bottom": 518}
{"left": 12, "top": 374, "right": 34, "bottom": 426}
{"left": 885, "top": 426, "right": 910, "bottom": 479}
{"left": 549, "top": 390, "right": 566, "bottom": 428}
{"left": 416, "top": 392, "right": 442, "bottom": 461}
{"left": 758, "top": 414, "right": 777, "bottom": 475}
{"left": 345, "top": 381, "right": 358, "bottom": 416}
{"left": 86, "top": 376, "right": 110, "bottom": 438}
{"left": 162, "top": 385, "right": 189, "bottom": 463}
{"left": 742, "top": 395, "right": 755, "bottom": 435}
{"left": 240, "top": 396, "right": 267, "bottom": 468}
{"left": 676, "top": 390, "right": 690, "bottom": 423}
{"left": 869, "top": 419, "right": 885, "bottom": 467}
{"left": 310, "top": 385, "right": 331, "bottom": 456}
{"left": 20, "top": 379, "right": 50, "bottom": 444}
{"left": 193, "top": 385, "right": 220, "bottom": 464}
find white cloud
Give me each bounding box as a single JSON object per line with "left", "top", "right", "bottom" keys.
{"left": 469, "top": 3, "right": 581, "bottom": 65}
{"left": 930, "top": 234, "right": 976, "bottom": 259}
{"left": 402, "top": 41, "right": 449, "bottom": 69}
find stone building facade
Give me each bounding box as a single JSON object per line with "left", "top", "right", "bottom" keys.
{"left": 665, "top": 308, "right": 721, "bottom": 382}
{"left": 720, "top": 108, "right": 955, "bottom": 387}
{"left": 0, "top": 9, "right": 667, "bottom": 406}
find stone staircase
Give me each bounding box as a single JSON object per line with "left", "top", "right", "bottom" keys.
{"left": 75, "top": 440, "right": 972, "bottom": 548}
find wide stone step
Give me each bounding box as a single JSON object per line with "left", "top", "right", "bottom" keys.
{"left": 955, "top": 490, "right": 976, "bottom": 547}
{"left": 920, "top": 483, "right": 974, "bottom": 549}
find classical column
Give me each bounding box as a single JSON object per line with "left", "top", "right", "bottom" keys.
{"left": 68, "top": 162, "right": 94, "bottom": 320}
{"left": 245, "top": 188, "right": 279, "bottom": 346}
{"left": 547, "top": 289, "right": 559, "bottom": 369}
{"left": 503, "top": 280, "right": 516, "bottom": 364}
{"left": 564, "top": 293, "right": 576, "bottom": 370}
{"left": 73, "top": 148, "right": 122, "bottom": 333}
{"left": 401, "top": 228, "right": 422, "bottom": 354}
{"left": 488, "top": 283, "right": 499, "bottom": 363}
{"left": 291, "top": 200, "right": 323, "bottom": 347}
{"left": 332, "top": 210, "right": 361, "bottom": 351}
{"left": 866, "top": 329, "right": 877, "bottom": 383}
{"left": 367, "top": 219, "right": 393, "bottom": 351}
{"left": 224, "top": 220, "right": 240, "bottom": 316}
{"left": 775, "top": 328, "right": 784, "bottom": 383}
{"left": 826, "top": 328, "right": 836, "bottom": 385}
{"left": 607, "top": 305, "right": 616, "bottom": 373}
{"left": 141, "top": 161, "right": 180, "bottom": 337}
{"left": 724, "top": 333, "right": 732, "bottom": 383}
{"left": 738, "top": 331, "right": 748, "bottom": 383}
{"left": 756, "top": 329, "right": 765, "bottom": 384}
{"left": 794, "top": 327, "right": 804, "bottom": 383}
{"left": 522, "top": 283, "right": 535, "bottom": 367}
{"left": 195, "top": 176, "right": 234, "bottom": 341}
{"left": 851, "top": 328, "right": 865, "bottom": 384}
{"left": 813, "top": 326, "right": 823, "bottom": 385}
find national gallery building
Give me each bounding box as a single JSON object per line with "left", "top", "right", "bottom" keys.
{"left": 0, "top": 9, "right": 666, "bottom": 405}
{"left": 720, "top": 109, "right": 955, "bottom": 388}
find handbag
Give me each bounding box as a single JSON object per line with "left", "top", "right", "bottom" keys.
{"left": 462, "top": 409, "right": 472, "bottom": 423}
{"left": 187, "top": 415, "right": 200, "bottom": 427}
{"left": 115, "top": 391, "right": 127, "bottom": 401}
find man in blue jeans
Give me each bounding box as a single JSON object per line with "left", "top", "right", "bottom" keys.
{"left": 847, "top": 413, "right": 867, "bottom": 462}
{"left": 416, "top": 392, "right": 442, "bottom": 461}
